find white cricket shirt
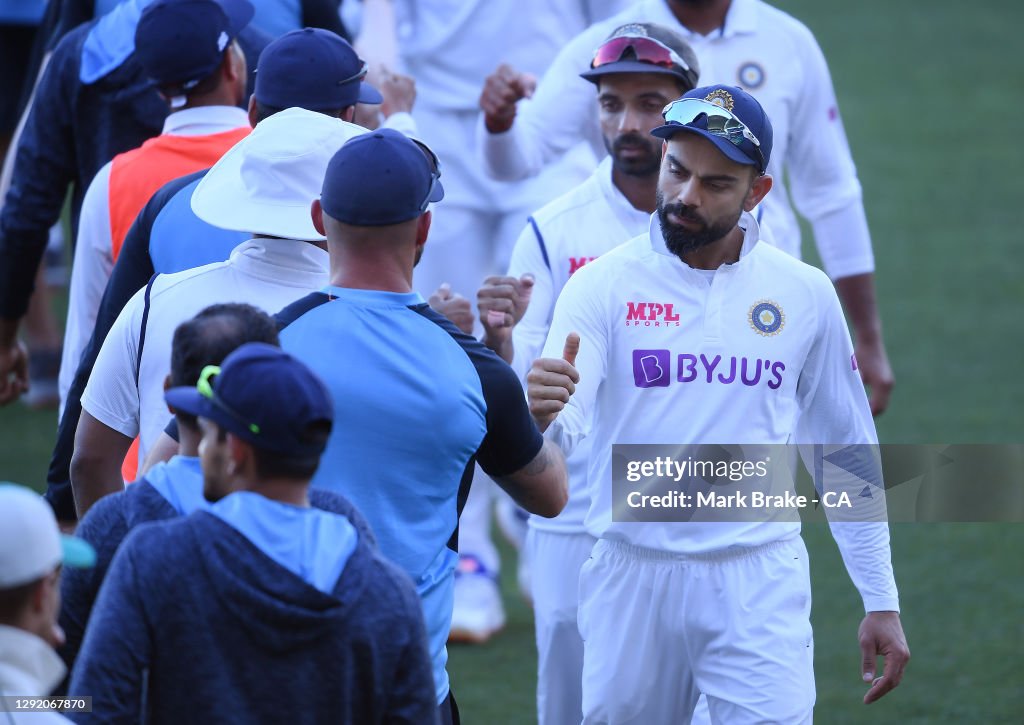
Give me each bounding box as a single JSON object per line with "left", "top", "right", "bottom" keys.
{"left": 542, "top": 212, "right": 899, "bottom": 612}
{"left": 480, "top": 0, "right": 875, "bottom": 280}
{"left": 81, "top": 238, "right": 329, "bottom": 468}
{"left": 507, "top": 156, "right": 650, "bottom": 533}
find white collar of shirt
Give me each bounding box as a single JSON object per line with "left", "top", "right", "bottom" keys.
{"left": 647, "top": 210, "right": 762, "bottom": 263}
{"left": 227, "top": 238, "right": 330, "bottom": 283}
{"left": 160, "top": 105, "right": 250, "bottom": 136}
{"left": 646, "top": 0, "right": 758, "bottom": 39}
{"left": 596, "top": 156, "right": 653, "bottom": 227}
{"left": 0, "top": 624, "right": 67, "bottom": 697}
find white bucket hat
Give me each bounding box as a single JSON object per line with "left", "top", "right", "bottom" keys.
{"left": 191, "top": 107, "right": 367, "bottom": 241}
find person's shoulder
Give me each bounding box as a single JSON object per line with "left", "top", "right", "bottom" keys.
{"left": 568, "top": 230, "right": 652, "bottom": 280}
{"left": 752, "top": 241, "right": 833, "bottom": 297}
{"left": 50, "top": 20, "right": 92, "bottom": 61}
{"left": 275, "top": 291, "right": 332, "bottom": 332}
{"left": 309, "top": 489, "right": 378, "bottom": 548}
{"left": 147, "top": 257, "right": 235, "bottom": 298}
{"left": 531, "top": 169, "right": 606, "bottom": 230}
{"left": 753, "top": 0, "right": 820, "bottom": 46}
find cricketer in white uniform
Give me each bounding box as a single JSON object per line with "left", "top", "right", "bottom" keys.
{"left": 480, "top": 23, "right": 700, "bottom": 725}
{"left": 529, "top": 85, "right": 909, "bottom": 723}
{"left": 481, "top": 0, "right": 895, "bottom": 416}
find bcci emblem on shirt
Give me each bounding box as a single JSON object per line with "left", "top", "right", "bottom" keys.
{"left": 749, "top": 300, "right": 784, "bottom": 336}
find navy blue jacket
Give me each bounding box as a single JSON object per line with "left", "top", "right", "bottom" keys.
{"left": 67, "top": 507, "right": 436, "bottom": 724}
{"left": 60, "top": 479, "right": 378, "bottom": 676}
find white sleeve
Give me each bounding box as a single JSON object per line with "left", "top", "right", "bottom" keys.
{"left": 786, "top": 26, "right": 875, "bottom": 281}
{"left": 60, "top": 163, "right": 115, "bottom": 410}
{"left": 80, "top": 285, "right": 146, "bottom": 439}
{"left": 539, "top": 263, "right": 609, "bottom": 458}
{"left": 507, "top": 220, "right": 557, "bottom": 382}
{"left": 794, "top": 276, "right": 899, "bottom": 613}
{"left": 479, "top": 24, "right": 607, "bottom": 182}
{"left": 381, "top": 111, "right": 419, "bottom": 136}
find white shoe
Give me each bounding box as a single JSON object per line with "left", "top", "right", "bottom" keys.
{"left": 448, "top": 555, "right": 505, "bottom": 644}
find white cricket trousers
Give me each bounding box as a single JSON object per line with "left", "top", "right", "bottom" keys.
{"left": 578, "top": 536, "right": 815, "bottom": 725}
{"left": 526, "top": 527, "right": 597, "bottom": 725}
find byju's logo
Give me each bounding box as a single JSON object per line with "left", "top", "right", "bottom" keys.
{"left": 632, "top": 350, "right": 786, "bottom": 389}
{"left": 625, "top": 302, "right": 681, "bottom": 327}
{"left": 633, "top": 350, "right": 670, "bottom": 387}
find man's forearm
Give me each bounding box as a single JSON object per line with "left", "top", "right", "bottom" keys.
{"left": 834, "top": 273, "right": 883, "bottom": 343}
{"left": 71, "top": 412, "right": 132, "bottom": 518}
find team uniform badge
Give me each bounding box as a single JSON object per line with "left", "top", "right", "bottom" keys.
{"left": 749, "top": 300, "right": 785, "bottom": 336}
{"left": 703, "top": 88, "right": 735, "bottom": 111}
{"left": 737, "top": 62, "right": 766, "bottom": 89}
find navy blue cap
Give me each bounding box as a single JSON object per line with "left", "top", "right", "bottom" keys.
{"left": 651, "top": 84, "right": 773, "bottom": 173}
{"left": 165, "top": 342, "right": 333, "bottom": 456}
{"left": 255, "top": 28, "right": 383, "bottom": 112}
{"left": 134, "top": 0, "right": 254, "bottom": 89}
{"left": 321, "top": 129, "right": 445, "bottom": 227}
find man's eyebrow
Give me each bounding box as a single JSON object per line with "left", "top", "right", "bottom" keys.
{"left": 665, "top": 153, "right": 741, "bottom": 183}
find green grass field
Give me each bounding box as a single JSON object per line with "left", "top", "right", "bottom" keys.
{"left": 2, "top": 0, "right": 1022, "bottom": 722}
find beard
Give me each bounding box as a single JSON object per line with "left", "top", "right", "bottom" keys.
{"left": 606, "top": 132, "right": 662, "bottom": 178}
{"left": 656, "top": 190, "right": 741, "bottom": 259}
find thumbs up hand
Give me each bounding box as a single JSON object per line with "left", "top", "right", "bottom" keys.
{"left": 527, "top": 333, "right": 581, "bottom": 432}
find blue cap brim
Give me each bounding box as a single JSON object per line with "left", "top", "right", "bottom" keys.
{"left": 61, "top": 535, "right": 96, "bottom": 569}
{"left": 650, "top": 124, "right": 757, "bottom": 168}
{"left": 428, "top": 179, "right": 445, "bottom": 203}
{"left": 220, "top": 0, "right": 256, "bottom": 39}
{"left": 358, "top": 81, "right": 383, "bottom": 105}
{"left": 164, "top": 386, "right": 209, "bottom": 417}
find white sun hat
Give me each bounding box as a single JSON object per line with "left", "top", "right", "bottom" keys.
{"left": 191, "top": 107, "right": 367, "bottom": 241}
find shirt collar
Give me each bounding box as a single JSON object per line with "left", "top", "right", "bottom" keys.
{"left": 227, "top": 238, "right": 330, "bottom": 281}
{"left": 161, "top": 106, "right": 250, "bottom": 136}
{"left": 0, "top": 625, "right": 67, "bottom": 696}
{"left": 647, "top": 210, "right": 762, "bottom": 262}
{"left": 646, "top": 0, "right": 758, "bottom": 39}
{"left": 321, "top": 286, "right": 425, "bottom": 307}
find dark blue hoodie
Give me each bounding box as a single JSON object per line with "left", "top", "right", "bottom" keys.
{"left": 67, "top": 501, "right": 437, "bottom": 724}
{"left": 60, "top": 458, "right": 380, "bottom": 679}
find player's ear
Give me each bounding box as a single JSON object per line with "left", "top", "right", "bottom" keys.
{"left": 247, "top": 94, "right": 258, "bottom": 128}
{"left": 743, "top": 173, "right": 773, "bottom": 212}
{"left": 311, "top": 199, "right": 326, "bottom": 236}
{"left": 416, "top": 209, "right": 432, "bottom": 248}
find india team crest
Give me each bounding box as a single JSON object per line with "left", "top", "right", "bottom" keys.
{"left": 749, "top": 300, "right": 784, "bottom": 336}
{"left": 737, "top": 62, "right": 765, "bottom": 89}
{"left": 703, "top": 88, "right": 734, "bottom": 111}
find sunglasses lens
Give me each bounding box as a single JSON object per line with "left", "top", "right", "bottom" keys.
{"left": 593, "top": 37, "right": 675, "bottom": 69}
{"left": 662, "top": 99, "right": 765, "bottom": 170}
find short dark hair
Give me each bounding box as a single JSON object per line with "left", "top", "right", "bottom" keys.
{"left": 0, "top": 579, "right": 40, "bottom": 623}
{"left": 253, "top": 101, "right": 352, "bottom": 125}
{"left": 170, "top": 304, "right": 280, "bottom": 429}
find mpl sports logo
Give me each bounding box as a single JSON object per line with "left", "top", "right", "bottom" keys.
{"left": 633, "top": 349, "right": 785, "bottom": 390}
{"left": 568, "top": 256, "right": 597, "bottom": 275}
{"left": 625, "top": 301, "right": 681, "bottom": 328}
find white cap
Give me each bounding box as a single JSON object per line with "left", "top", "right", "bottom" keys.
{"left": 191, "top": 107, "right": 368, "bottom": 241}
{"left": 0, "top": 484, "right": 95, "bottom": 589}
